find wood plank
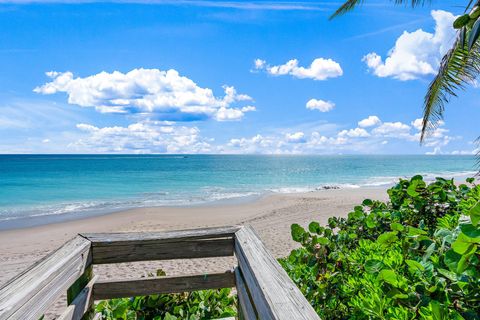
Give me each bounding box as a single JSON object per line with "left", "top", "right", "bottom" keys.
{"left": 93, "top": 271, "right": 235, "bottom": 300}
{"left": 234, "top": 268, "right": 257, "bottom": 320}
{"left": 0, "top": 235, "right": 91, "bottom": 320}
{"left": 82, "top": 226, "right": 240, "bottom": 246}
{"left": 234, "top": 226, "right": 319, "bottom": 320}
{"left": 58, "top": 275, "right": 98, "bottom": 320}
{"left": 91, "top": 238, "right": 234, "bottom": 264}
{"left": 67, "top": 266, "right": 93, "bottom": 304}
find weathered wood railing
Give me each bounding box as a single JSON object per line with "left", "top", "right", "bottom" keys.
{"left": 0, "top": 225, "right": 319, "bottom": 320}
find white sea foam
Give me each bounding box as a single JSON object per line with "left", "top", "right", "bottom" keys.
{"left": 0, "top": 170, "right": 477, "bottom": 225}
{"left": 269, "top": 183, "right": 360, "bottom": 194}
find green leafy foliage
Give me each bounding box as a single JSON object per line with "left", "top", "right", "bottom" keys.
{"left": 95, "top": 276, "right": 236, "bottom": 319}
{"left": 281, "top": 176, "right": 480, "bottom": 319}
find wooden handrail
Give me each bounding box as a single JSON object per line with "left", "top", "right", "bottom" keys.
{"left": 93, "top": 271, "right": 235, "bottom": 300}
{"left": 0, "top": 225, "right": 320, "bottom": 320}
{"left": 0, "top": 235, "right": 92, "bottom": 320}
{"left": 81, "top": 226, "right": 239, "bottom": 264}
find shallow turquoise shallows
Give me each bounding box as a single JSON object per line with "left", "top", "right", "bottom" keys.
{"left": 0, "top": 154, "right": 476, "bottom": 229}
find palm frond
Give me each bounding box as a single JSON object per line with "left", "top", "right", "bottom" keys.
{"left": 330, "top": 0, "right": 428, "bottom": 19}
{"left": 421, "top": 37, "right": 480, "bottom": 141}
{"left": 330, "top": 0, "right": 364, "bottom": 20}
{"left": 465, "top": 0, "right": 476, "bottom": 12}
{"left": 392, "top": 0, "right": 429, "bottom": 7}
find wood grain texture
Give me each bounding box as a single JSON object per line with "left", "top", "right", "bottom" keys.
{"left": 90, "top": 238, "right": 234, "bottom": 264}
{"left": 234, "top": 268, "right": 257, "bottom": 320}
{"left": 67, "top": 266, "right": 93, "bottom": 304}
{"left": 82, "top": 226, "right": 240, "bottom": 246}
{"left": 93, "top": 271, "right": 235, "bottom": 300}
{"left": 0, "top": 235, "right": 92, "bottom": 320}
{"left": 58, "top": 275, "right": 98, "bottom": 320}
{"left": 82, "top": 226, "right": 239, "bottom": 264}
{"left": 235, "top": 226, "right": 320, "bottom": 320}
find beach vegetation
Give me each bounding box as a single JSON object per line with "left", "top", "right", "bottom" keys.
{"left": 282, "top": 176, "right": 480, "bottom": 319}
{"left": 95, "top": 280, "right": 236, "bottom": 319}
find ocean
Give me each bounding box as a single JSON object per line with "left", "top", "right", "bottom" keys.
{"left": 0, "top": 154, "right": 476, "bottom": 229}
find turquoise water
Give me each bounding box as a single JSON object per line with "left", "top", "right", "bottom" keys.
{"left": 0, "top": 155, "right": 476, "bottom": 229}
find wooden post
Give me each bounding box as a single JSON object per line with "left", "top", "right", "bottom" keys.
{"left": 67, "top": 265, "right": 94, "bottom": 320}
{"left": 67, "top": 266, "right": 92, "bottom": 305}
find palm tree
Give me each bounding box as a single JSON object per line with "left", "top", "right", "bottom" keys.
{"left": 332, "top": 1, "right": 480, "bottom": 143}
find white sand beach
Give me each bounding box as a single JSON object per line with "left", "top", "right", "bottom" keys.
{"left": 0, "top": 187, "right": 387, "bottom": 317}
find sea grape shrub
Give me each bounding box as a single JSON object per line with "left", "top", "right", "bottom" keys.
{"left": 281, "top": 176, "right": 480, "bottom": 319}
{"left": 388, "top": 176, "right": 470, "bottom": 232}
{"left": 95, "top": 287, "right": 236, "bottom": 320}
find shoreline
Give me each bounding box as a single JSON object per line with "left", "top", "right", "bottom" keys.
{"left": 1, "top": 169, "right": 475, "bottom": 231}
{"left": 0, "top": 186, "right": 368, "bottom": 231}
{"left": 0, "top": 187, "right": 389, "bottom": 288}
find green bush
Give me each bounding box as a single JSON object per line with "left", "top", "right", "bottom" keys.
{"left": 281, "top": 176, "right": 480, "bottom": 319}
{"left": 95, "top": 286, "right": 236, "bottom": 320}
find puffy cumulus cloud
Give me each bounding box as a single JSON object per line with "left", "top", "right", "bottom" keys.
{"left": 413, "top": 119, "right": 453, "bottom": 148}
{"left": 411, "top": 118, "right": 423, "bottom": 130}
{"left": 411, "top": 118, "right": 445, "bottom": 132}
{"left": 226, "top": 134, "right": 277, "bottom": 154}
{"left": 34, "top": 69, "right": 255, "bottom": 122}
{"left": 71, "top": 120, "right": 212, "bottom": 153}
{"left": 68, "top": 114, "right": 457, "bottom": 154}
{"left": 254, "top": 58, "right": 343, "bottom": 80}
{"left": 363, "top": 10, "right": 456, "bottom": 81}
{"left": 306, "top": 99, "right": 335, "bottom": 112}
{"left": 226, "top": 125, "right": 372, "bottom": 154}
{"left": 285, "top": 132, "right": 306, "bottom": 143}
{"left": 216, "top": 105, "right": 256, "bottom": 121}
{"left": 450, "top": 149, "right": 477, "bottom": 155}
{"left": 426, "top": 147, "right": 443, "bottom": 155}
{"left": 253, "top": 59, "right": 266, "bottom": 70}
{"left": 338, "top": 128, "right": 370, "bottom": 138}
{"left": 372, "top": 122, "right": 411, "bottom": 137}
{"left": 358, "top": 115, "right": 381, "bottom": 128}
{"left": 224, "top": 117, "right": 457, "bottom": 154}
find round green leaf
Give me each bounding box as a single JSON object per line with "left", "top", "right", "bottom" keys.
{"left": 453, "top": 14, "right": 471, "bottom": 29}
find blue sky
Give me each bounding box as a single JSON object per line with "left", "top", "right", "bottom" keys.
{"left": 0, "top": 0, "right": 478, "bottom": 154}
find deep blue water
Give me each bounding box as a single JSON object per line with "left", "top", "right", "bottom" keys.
{"left": 0, "top": 155, "right": 476, "bottom": 229}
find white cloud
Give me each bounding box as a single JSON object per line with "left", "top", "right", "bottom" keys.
{"left": 358, "top": 115, "right": 381, "bottom": 128}
{"left": 227, "top": 134, "right": 276, "bottom": 153}
{"left": 338, "top": 128, "right": 370, "bottom": 138}
{"left": 225, "top": 117, "right": 442, "bottom": 154}
{"left": 254, "top": 59, "right": 266, "bottom": 69}
{"left": 72, "top": 120, "right": 212, "bottom": 153}
{"left": 254, "top": 58, "right": 343, "bottom": 80}
{"left": 34, "top": 69, "right": 255, "bottom": 121}
{"left": 426, "top": 147, "right": 442, "bottom": 155}
{"left": 451, "top": 149, "right": 477, "bottom": 155}
{"left": 285, "top": 131, "right": 306, "bottom": 143}
{"left": 363, "top": 10, "right": 456, "bottom": 81}
{"left": 409, "top": 118, "right": 453, "bottom": 147}
{"left": 306, "top": 99, "right": 335, "bottom": 112}
{"left": 411, "top": 118, "right": 445, "bottom": 131}
{"left": 372, "top": 121, "right": 411, "bottom": 137}
{"left": 411, "top": 118, "right": 423, "bottom": 130}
